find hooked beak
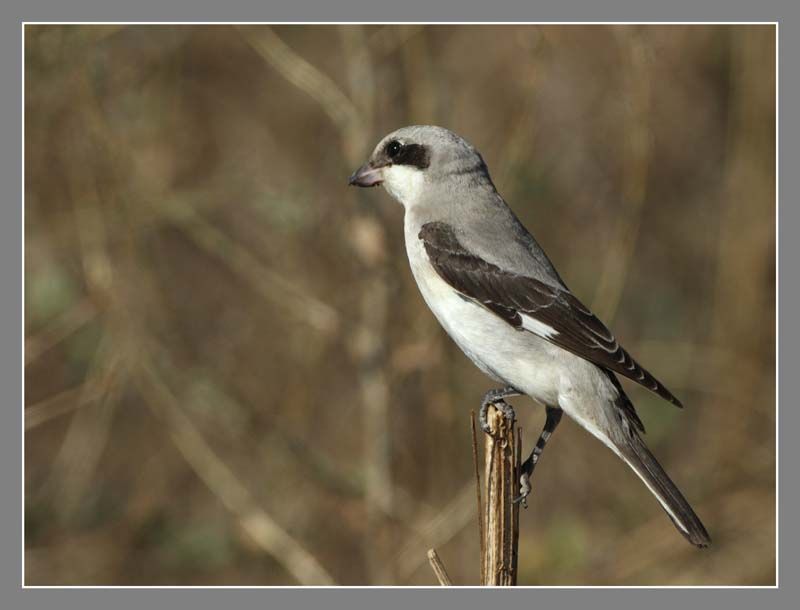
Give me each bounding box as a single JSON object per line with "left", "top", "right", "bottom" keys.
{"left": 348, "top": 162, "right": 386, "bottom": 188}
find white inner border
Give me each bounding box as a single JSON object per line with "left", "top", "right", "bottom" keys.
{"left": 20, "top": 20, "right": 779, "bottom": 590}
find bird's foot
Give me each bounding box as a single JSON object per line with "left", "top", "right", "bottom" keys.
{"left": 513, "top": 476, "right": 532, "bottom": 509}
{"left": 513, "top": 459, "right": 535, "bottom": 508}
{"left": 479, "top": 399, "right": 516, "bottom": 435}
{"left": 479, "top": 387, "right": 520, "bottom": 434}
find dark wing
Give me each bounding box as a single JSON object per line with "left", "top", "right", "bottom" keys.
{"left": 419, "top": 221, "right": 683, "bottom": 409}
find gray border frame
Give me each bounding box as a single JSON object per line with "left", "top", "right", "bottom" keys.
{"left": 5, "top": 1, "right": 793, "bottom": 609}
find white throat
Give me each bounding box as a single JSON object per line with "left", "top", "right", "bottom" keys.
{"left": 382, "top": 165, "right": 425, "bottom": 207}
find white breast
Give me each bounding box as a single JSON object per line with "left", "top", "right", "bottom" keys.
{"left": 402, "top": 215, "right": 563, "bottom": 407}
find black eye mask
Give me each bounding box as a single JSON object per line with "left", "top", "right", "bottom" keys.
{"left": 386, "top": 141, "right": 430, "bottom": 170}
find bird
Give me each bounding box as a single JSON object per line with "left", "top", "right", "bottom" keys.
{"left": 348, "top": 125, "right": 710, "bottom": 548}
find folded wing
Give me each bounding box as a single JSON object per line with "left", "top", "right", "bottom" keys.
{"left": 419, "top": 221, "right": 683, "bottom": 408}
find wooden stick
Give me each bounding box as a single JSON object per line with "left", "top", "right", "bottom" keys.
{"left": 470, "top": 410, "right": 486, "bottom": 584}
{"left": 480, "top": 404, "right": 521, "bottom": 586}
{"left": 512, "top": 428, "right": 522, "bottom": 579}
{"left": 427, "top": 548, "right": 453, "bottom": 586}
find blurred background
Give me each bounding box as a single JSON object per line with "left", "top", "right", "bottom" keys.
{"left": 24, "top": 24, "right": 775, "bottom": 586}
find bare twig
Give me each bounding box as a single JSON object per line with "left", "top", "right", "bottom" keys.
{"left": 25, "top": 297, "right": 98, "bottom": 364}
{"left": 394, "top": 483, "right": 476, "bottom": 581}
{"left": 236, "top": 25, "right": 358, "bottom": 131}
{"left": 44, "top": 334, "right": 124, "bottom": 520}
{"left": 427, "top": 548, "right": 453, "bottom": 586}
{"left": 400, "top": 28, "right": 437, "bottom": 124}
{"left": 236, "top": 25, "right": 364, "bottom": 163}
{"left": 25, "top": 384, "right": 98, "bottom": 430}
{"left": 39, "top": 75, "right": 131, "bottom": 520}
{"left": 591, "top": 26, "right": 653, "bottom": 321}
{"left": 135, "top": 362, "right": 336, "bottom": 585}
{"left": 705, "top": 26, "right": 776, "bottom": 485}
{"left": 339, "top": 25, "right": 375, "bottom": 143}
{"left": 161, "top": 202, "right": 339, "bottom": 335}
{"left": 369, "top": 24, "right": 425, "bottom": 58}
{"left": 149, "top": 333, "right": 438, "bottom": 528}
{"left": 394, "top": 411, "right": 522, "bottom": 583}
{"left": 471, "top": 410, "right": 486, "bottom": 583}
{"left": 336, "top": 24, "right": 397, "bottom": 584}
{"left": 497, "top": 27, "right": 546, "bottom": 189}
{"left": 57, "top": 49, "right": 340, "bottom": 338}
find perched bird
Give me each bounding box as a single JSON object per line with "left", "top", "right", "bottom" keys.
{"left": 349, "top": 125, "right": 710, "bottom": 547}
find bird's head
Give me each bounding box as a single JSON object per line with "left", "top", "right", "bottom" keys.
{"left": 348, "top": 125, "right": 492, "bottom": 207}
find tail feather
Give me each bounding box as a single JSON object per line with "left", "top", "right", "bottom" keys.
{"left": 617, "top": 433, "right": 711, "bottom": 548}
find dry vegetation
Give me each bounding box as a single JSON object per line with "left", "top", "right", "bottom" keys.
{"left": 24, "top": 24, "right": 775, "bottom": 585}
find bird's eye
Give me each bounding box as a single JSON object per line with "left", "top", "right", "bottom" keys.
{"left": 386, "top": 140, "right": 402, "bottom": 158}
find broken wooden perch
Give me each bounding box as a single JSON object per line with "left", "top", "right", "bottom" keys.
{"left": 428, "top": 404, "right": 522, "bottom": 586}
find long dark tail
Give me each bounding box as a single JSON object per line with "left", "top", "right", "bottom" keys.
{"left": 617, "top": 433, "right": 711, "bottom": 548}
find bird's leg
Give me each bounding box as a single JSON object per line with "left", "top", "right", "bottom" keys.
{"left": 479, "top": 386, "right": 522, "bottom": 434}
{"left": 514, "top": 406, "right": 563, "bottom": 508}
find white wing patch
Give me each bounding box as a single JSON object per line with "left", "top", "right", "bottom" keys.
{"left": 520, "top": 313, "right": 559, "bottom": 338}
